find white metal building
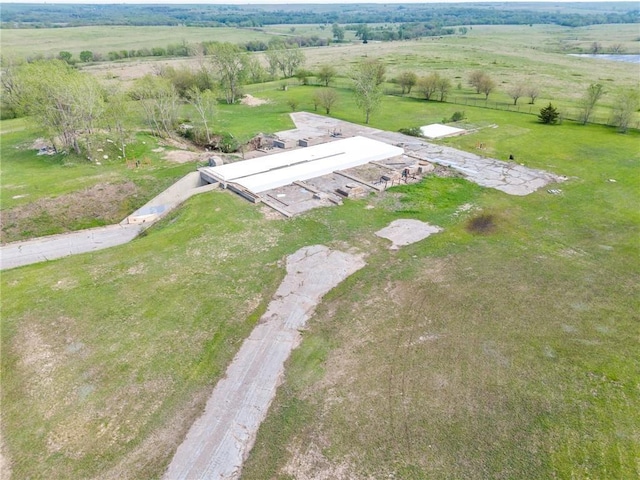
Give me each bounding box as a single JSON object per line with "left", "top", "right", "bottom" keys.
{"left": 202, "top": 136, "right": 404, "bottom": 193}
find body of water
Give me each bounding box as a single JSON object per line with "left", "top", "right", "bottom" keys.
{"left": 569, "top": 54, "right": 640, "bottom": 64}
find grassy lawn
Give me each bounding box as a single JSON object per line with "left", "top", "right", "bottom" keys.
{"left": 1, "top": 23, "right": 639, "bottom": 479}
{"left": 242, "top": 118, "right": 640, "bottom": 479}
{"left": 0, "top": 121, "right": 195, "bottom": 241}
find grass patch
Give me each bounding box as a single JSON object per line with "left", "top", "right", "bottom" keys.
{"left": 241, "top": 118, "right": 639, "bottom": 479}
{"left": 1, "top": 23, "right": 639, "bottom": 479}
{"left": 0, "top": 123, "right": 195, "bottom": 241}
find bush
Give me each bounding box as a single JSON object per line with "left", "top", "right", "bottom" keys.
{"left": 450, "top": 111, "right": 466, "bottom": 122}
{"left": 399, "top": 127, "right": 422, "bottom": 137}
{"left": 538, "top": 103, "right": 560, "bottom": 124}
{"left": 215, "top": 132, "right": 238, "bottom": 153}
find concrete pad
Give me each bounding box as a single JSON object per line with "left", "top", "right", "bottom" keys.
{"left": 420, "top": 124, "right": 466, "bottom": 139}
{"left": 376, "top": 219, "right": 442, "bottom": 250}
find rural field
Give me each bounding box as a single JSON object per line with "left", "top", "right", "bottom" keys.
{"left": 1, "top": 20, "right": 639, "bottom": 480}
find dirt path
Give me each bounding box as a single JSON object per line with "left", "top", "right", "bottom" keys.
{"left": 163, "top": 245, "right": 366, "bottom": 480}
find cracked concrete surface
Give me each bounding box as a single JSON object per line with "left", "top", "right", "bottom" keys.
{"left": 288, "top": 112, "right": 565, "bottom": 196}
{"left": 164, "top": 245, "right": 366, "bottom": 480}
{"left": 375, "top": 219, "right": 442, "bottom": 250}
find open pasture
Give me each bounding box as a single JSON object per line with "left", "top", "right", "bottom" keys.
{"left": 1, "top": 20, "right": 639, "bottom": 480}
{"left": 0, "top": 25, "right": 273, "bottom": 59}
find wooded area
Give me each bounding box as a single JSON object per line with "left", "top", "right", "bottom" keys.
{"left": 2, "top": 2, "right": 638, "bottom": 29}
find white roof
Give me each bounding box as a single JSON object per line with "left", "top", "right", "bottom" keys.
{"left": 205, "top": 136, "right": 403, "bottom": 194}
{"left": 420, "top": 124, "right": 466, "bottom": 139}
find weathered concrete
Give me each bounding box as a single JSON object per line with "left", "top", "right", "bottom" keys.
{"left": 289, "top": 112, "right": 566, "bottom": 196}
{"left": 1, "top": 172, "right": 219, "bottom": 270}
{"left": 164, "top": 245, "right": 366, "bottom": 480}
{"left": 376, "top": 219, "right": 443, "bottom": 250}
{"left": 0, "top": 223, "right": 144, "bottom": 270}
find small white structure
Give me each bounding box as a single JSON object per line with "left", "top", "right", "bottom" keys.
{"left": 201, "top": 136, "right": 403, "bottom": 194}
{"left": 420, "top": 124, "right": 466, "bottom": 139}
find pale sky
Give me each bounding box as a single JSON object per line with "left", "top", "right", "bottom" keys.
{"left": 1, "top": 0, "right": 633, "bottom": 4}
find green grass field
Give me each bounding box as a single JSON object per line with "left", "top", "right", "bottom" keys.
{"left": 0, "top": 25, "right": 274, "bottom": 59}
{"left": 1, "top": 23, "right": 639, "bottom": 480}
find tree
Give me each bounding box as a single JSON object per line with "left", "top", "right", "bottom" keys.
{"left": 397, "top": 71, "right": 417, "bottom": 95}
{"left": 131, "top": 75, "right": 180, "bottom": 137}
{"left": 370, "top": 60, "right": 386, "bottom": 86}
{"left": 294, "top": 68, "right": 313, "bottom": 85}
{"left": 527, "top": 85, "right": 540, "bottom": 104}
{"left": 104, "top": 88, "right": 134, "bottom": 159}
{"left": 469, "top": 70, "right": 496, "bottom": 99}
{"left": 210, "top": 42, "right": 247, "bottom": 104}
{"left": 356, "top": 24, "right": 371, "bottom": 43}
{"left": 187, "top": 87, "right": 217, "bottom": 144}
{"left": 79, "top": 50, "right": 94, "bottom": 63}
{"left": 281, "top": 45, "right": 305, "bottom": 78}
{"left": 417, "top": 73, "right": 439, "bottom": 101}
{"left": 58, "top": 51, "right": 73, "bottom": 64}
{"left": 479, "top": 74, "right": 496, "bottom": 100}
{"left": 245, "top": 56, "right": 267, "bottom": 84}
{"left": 610, "top": 43, "right": 626, "bottom": 54}
{"left": 436, "top": 76, "right": 452, "bottom": 102}
{"left": 611, "top": 88, "right": 639, "bottom": 133}
{"left": 469, "top": 70, "right": 486, "bottom": 94}
{"left": 265, "top": 40, "right": 306, "bottom": 79}
{"left": 351, "top": 59, "right": 384, "bottom": 124}
{"left": 12, "top": 60, "right": 105, "bottom": 154}
{"left": 538, "top": 103, "right": 559, "bottom": 124}
{"left": 317, "top": 64, "right": 337, "bottom": 87}
{"left": 332, "top": 23, "right": 345, "bottom": 42}
{"left": 314, "top": 88, "right": 338, "bottom": 114}
{"left": 508, "top": 83, "right": 525, "bottom": 105}
{"left": 578, "top": 83, "right": 605, "bottom": 125}
{"left": 590, "top": 42, "right": 602, "bottom": 54}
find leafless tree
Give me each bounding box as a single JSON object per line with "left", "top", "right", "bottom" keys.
{"left": 314, "top": 88, "right": 339, "bottom": 114}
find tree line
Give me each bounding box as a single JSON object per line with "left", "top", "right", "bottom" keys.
{"left": 2, "top": 47, "right": 637, "bottom": 160}
{"left": 2, "top": 3, "right": 637, "bottom": 29}
{"left": 29, "top": 35, "right": 329, "bottom": 66}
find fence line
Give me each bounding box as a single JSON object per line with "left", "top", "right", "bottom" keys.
{"left": 420, "top": 95, "right": 629, "bottom": 128}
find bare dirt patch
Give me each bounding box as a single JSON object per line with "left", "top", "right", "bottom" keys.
{"left": 283, "top": 442, "right": 368, "bottom": 480}
{"left": 1, "top": 182, "right": 140, "bottom": 243}
{"left": 163, "top": 150, "right": 208, "bottom": 164}
{"left": 240, "top": 94, "right": 270, "bottom": 107}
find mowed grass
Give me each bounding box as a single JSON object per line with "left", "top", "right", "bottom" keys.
{"left": 242, "top": 117, "right": 640, "bottom": 478}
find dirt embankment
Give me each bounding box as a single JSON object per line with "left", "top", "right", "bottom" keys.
{"left": 1, "top": 182, "right": 139, "bottom": 244}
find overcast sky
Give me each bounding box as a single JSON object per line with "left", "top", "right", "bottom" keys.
{"left": 1, "top": 0, "right": 630, "bottom": 4}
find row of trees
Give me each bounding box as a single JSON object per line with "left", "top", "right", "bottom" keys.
{"left": 48, "top": 36, "right": 320, "bottom": 65}
{"left": 3, "top": 52, "right": 637, "bottom": 160}
{"left": 394, "top": 69, "right": 538, "bottom": 105}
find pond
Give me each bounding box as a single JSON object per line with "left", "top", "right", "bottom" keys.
{"left": 569, "top": 54, "right": 640, "bottom": 64}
